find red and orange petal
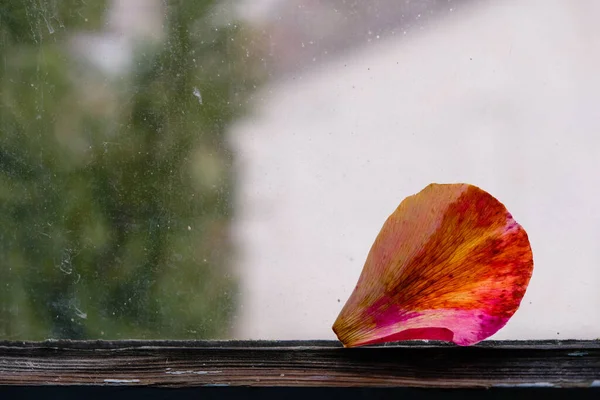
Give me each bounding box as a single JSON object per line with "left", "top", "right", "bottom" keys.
{"left": 332, "top": 183, "right": 533, "bottom": 347}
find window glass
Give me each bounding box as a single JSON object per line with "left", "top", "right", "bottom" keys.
{"left": 1, "top": 0, "right": 598, "bottom": 341}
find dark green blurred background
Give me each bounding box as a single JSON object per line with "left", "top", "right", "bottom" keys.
{"left": 0, "top": 0, "right": 263, "bottom": 339}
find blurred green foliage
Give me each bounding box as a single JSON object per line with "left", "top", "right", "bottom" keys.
{"left": 0, "top": 0, "right": 263, "bottom": 339}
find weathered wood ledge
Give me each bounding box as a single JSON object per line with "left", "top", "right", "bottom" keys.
{"left": 0, "top": 340, "right": 599, "bottom": 388}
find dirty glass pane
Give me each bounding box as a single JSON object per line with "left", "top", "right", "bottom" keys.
{"left": 0, "top": 0, "right": 262, "bottom": 339}
{"left": 2, "top": 0, "right": 599, "bottom": 341}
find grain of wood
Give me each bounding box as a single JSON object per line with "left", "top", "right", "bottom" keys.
{"left": 0, "top": 340, "right": 599, "bottom": 388}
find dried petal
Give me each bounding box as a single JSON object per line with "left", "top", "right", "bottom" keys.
{"left": 332, "top": 183, "right": 533, "bottom": 347}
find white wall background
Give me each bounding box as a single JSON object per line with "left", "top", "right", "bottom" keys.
{"left": 229, "top": 0, "right": 600, "bottom": 340}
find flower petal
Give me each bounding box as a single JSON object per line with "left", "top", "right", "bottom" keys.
{"left": 332, "top": 183, "right": 533, "bottom": 347}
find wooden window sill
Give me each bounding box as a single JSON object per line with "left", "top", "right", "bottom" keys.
{"left": 0, "top": 339, "right": 599, "bottom": 390}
